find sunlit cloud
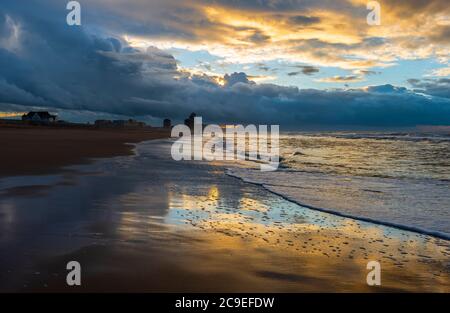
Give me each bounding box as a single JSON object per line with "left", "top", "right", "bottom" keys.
{"left": 316, "top": 75, "right": 364, "bottom": 83}
{"left": 111, "top": 0, "right": 449, "bottom": 75}
{"left": 428, "top": 67, "right": 450, "bottom": 77}
{"left": 0, "top": 111, "right": 25, "bottom": 118}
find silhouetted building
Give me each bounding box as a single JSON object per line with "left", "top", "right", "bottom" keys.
{"left": 22, "top": 111, "right": 57, "bottom": 123}
{"left": 163, "top": 118, "right": 172, "bottom": 129}
{"left": 94, "top": 119, "right": 145, "bottom": 128}
{"left": 184, "top": 112, "right": 197, "bottom": 129}
{"left": 94, "top": 120, "right": 113, "bottom": 127}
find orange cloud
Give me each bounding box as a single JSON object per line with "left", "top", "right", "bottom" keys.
{"left": 97, "top": 0, "right": 449, "bottom": 74}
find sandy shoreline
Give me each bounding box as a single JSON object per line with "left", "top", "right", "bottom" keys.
{"left": 0, "top": 139, "right": 449, "bottom": 292}
{"left": 0, "top": 127, "right": 170, "bottom": 178}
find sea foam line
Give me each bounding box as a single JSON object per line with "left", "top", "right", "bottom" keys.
{"left": 225, "top": 169, "right": 450, "bottom": 241}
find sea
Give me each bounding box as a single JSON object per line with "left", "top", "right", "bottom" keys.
{"left": 227, "top": 131, "right": 450, "bottom": 239}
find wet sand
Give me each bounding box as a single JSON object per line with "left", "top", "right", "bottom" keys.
{"left": 0, "top": 139, "right": 449, "bottom": 292}
{"left": 0, "top": 127, "right": 170, "bottom": 177}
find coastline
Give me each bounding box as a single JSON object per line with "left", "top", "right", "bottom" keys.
{"left": 0, "top": 139, "right": 449, "bottom": 292}
{"left": 0, "top": 127, "right": 170, "bottom": 178}
{"left": 226, "top": 169, "right": 450, "bottom": 241}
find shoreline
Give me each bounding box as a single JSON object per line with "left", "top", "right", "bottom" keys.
{"left": 0, "top": 127, "right": 170, "bottom": 178}
{"left": 0, "top": 139, "right": 449, "bottom": 292}
{"left": 226, "top": 169, "right": 450, "bottom": 241}
{"left": 2, "top": 126, "right": 447, "bottom": 241}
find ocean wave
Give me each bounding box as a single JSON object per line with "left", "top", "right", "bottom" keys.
{"left": 278, "top": 132, "right": 450, "bottom": 181}
{"left": 226, "top": 168, "right": 450, "bottom": 241}
{"left": 282, "top": 132, "right": 450, "bottom": 143}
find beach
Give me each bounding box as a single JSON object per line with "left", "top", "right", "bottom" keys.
{"left": 0, "top": 137, "right": 449, "bottom": 292}
{"left": 0, "top": 127, "right": 170, "bottom": 178}
{"left": 2, "top": 0, "right": 450, "bottom": 299}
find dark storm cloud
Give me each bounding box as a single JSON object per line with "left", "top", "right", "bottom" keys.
{"left": 367, "top": 84, "right": 407, "bottom": 93}
{"left": 224, "top": 72, "right": 255, "bottom": 86}
{"left": 0, "top": 0, "right": 449, "bottom": 128}
{"left": 407, "top": 78, "right": 450, "bottom": 99}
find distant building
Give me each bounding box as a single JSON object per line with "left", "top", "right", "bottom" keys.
{"left": 184, "top": 112, "right": 197, "bottom": 129}
{"left": 113, "top": 119, "right": 146, "bottom": 128}
{"left": 94, "top": 120, "right": 113, "bottom": 127}
{"left": 94, "top": 119, "right": 146, "bottom": 128}
{"left": 163, "top": 118, "right": 172, "bottom": 129}
{"left": 22, "top": 111, "right": 57, "bottom": 123}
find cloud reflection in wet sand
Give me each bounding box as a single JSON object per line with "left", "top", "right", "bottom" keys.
{"left": 160, "top": 183, "right": 450, "bottom": 292}
{"left": 1, "top": 140, "right": 449, "bottom": 292}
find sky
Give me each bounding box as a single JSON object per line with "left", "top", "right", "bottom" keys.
{"left": 0, "top": 0, "right": 449, "bottom": 129}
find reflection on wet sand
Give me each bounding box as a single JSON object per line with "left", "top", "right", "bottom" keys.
{"left": 164, "top": 185, "right": 450, "bottom": 292}
{"left": 0, "top": 140, "right": 449, "bottom": 292}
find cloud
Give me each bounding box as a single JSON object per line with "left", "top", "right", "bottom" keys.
{"left": 429, "top": 25, "right": 450, "bottom": 44}
{"left": 317, "top": 75, "right": 363, "bottom": 83}
{"left": 246, "top": 30, "right": 271, "bottom": 43}
{"left": 316, "top": 69, "right": 380, "bottom": 83}
{"left": 0, "top": 14, "right": 21, "bottom": 52}
{"left": 428, "top": 67, "right": 450, "bottom": 77}
{"left": 256, "top": 63, "right": 271, "bottom": 72}
{"left": 367, "top": 84, "right": 407, "bottom": 93}
{"left": 224, "top": 72, "right": 255, "bottom": 86}
{"left": 288, "top": 15, "right": 321, "bottom": 26}
{"left": 0, "top": 0, "right": 450, "bottom": 129}
{"left": 407, "top": 78, "right": 450, "bottom": 99}
{"left": 66, "top": 0, "right": 448, "bottom": 70}
{"left": 354, "top": 69, "right": 379, "bottom": 76}
{"left": 288, "top": 65, "right": 320, "bottom": 76}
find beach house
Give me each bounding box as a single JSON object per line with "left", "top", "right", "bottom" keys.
{"left": 22, "top": 111, "right": 57, "bottom": 123}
